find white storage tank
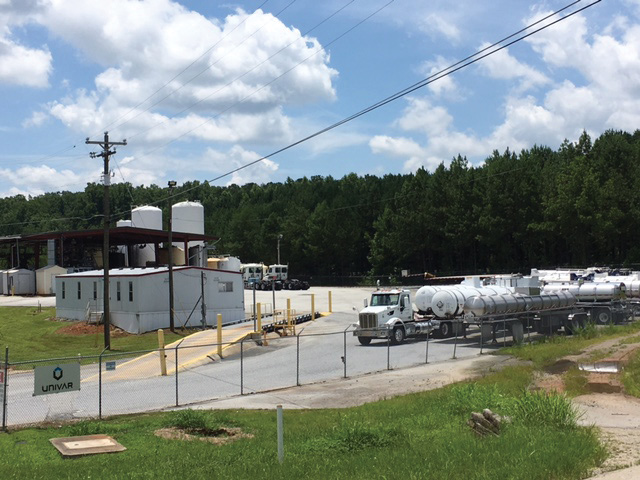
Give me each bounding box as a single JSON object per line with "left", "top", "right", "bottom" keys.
{"left": 131, "top": 206, "right": 163, "bottom": 267}
{"left": 0, "top": 270, "right": 6, "bottom": 295}
{"left": 6, "top": 269, "right": 35, "bottom": 295}
{"left": 116, "top": 219, "right": 133, "bottom": 267}
{"left": 172, "top": 201, "right": 205, "bottom": 266}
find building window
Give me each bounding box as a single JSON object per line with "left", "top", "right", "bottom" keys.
{"left": 93, "top": 281, "right": 97, "bottom": 300}
{"left": 77, "top": 282, "right": 81, "bottom": 300}
{"left": 129, "top": 281, "right": 133, "bottom": 302}
{"left": 62, "top": 281, "right": 65, "bottom": 299}
{"left": 117, "top": 281, "right": 121, "bottom": 301}
{"left": 218, "top": 281, "right": 233, "bottom": 293}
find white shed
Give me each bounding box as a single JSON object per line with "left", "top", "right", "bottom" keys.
{"left": 6, "top": 269, "right": 36, "bottom": 295}
{"left": 0, "top": 270, "right": 6, "bottom": 295}
{"left": 55, "top": 266, "right": 245, "bottom": 334}
{"left": 36, "top": 265, "right": 68, "bottom": 295}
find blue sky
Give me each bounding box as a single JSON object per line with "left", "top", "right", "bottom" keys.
{"left": 0, "top": 0, "right": 638, "bottom": 197}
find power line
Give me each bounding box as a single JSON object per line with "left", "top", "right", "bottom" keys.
{"left": 0, "top": 0, "right": 601, "bottom": 232}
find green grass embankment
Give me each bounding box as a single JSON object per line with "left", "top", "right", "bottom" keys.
{"left": 0, "top": 365, "right": 605, "bottom": 480}
{"left": 0, "top": 307, "right": 183, "bottom": 362}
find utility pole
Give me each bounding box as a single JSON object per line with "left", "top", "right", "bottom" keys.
{"left": 277, "top": 234, "right": 283, "bottom": 265}
{"left": 86, "top": 132, "right": 126, "bottom": 350}
{"left": 167, "top": 181, "right": 177, "bottom": 332}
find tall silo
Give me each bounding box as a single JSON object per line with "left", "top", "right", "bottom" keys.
{"left": 131, "top": 206, "right": 163, "bottom": 267}
{"left": 116, "top": 219, "right": 132, "bottom": 267}
{"left": 172, "top": 201, "right": 205, "bottom": 266}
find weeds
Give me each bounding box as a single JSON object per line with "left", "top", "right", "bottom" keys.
{"left": 509, "top": 390, "right": 581, "bottom": 429}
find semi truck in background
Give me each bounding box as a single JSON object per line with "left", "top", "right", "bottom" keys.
{"left": 240, "top": 263, "right": 309, "bottom": 290}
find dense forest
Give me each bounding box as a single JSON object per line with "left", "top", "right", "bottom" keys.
{"left": 1, "top": 129, "right": 640, "bottom": 278}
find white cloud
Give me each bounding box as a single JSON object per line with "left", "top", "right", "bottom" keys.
{"left": 0, "top": 165, "right": 84, "bottom": 195}
{"left": 39, "top": 1, "right": 337, "bottom": 146}
{"left": 419, "top": 13, "right": 460, "bottom": 42}
{"left": 0, "top": 36, "right": 52, "bottom": 87}
{"left": 477, "top": 43, "right": 550, "bottom": 91}
{"left": 370, "top": 9, "right": 640, "bottom": 172}
{"left": 419, "top": 56, "right": 463, "bottom": 98}
{"left": 22, "top": 111, "right": 48, "bottom": 128}
{"left": 202, "top": 145, "right": 278, "bottom": 185}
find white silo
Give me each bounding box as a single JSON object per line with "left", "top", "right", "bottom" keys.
{"left": 172, "top": 201, "right": 205, "bottom": 266}
{"left": 131, "top": 206, "right": 163, "bottom": 267}
{"left": 116, "top": 219, "right": 132, "bottom": 267}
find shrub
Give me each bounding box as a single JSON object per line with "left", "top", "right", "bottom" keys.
{"left": 169, "top": 409, "right": 209, "bottom": 431}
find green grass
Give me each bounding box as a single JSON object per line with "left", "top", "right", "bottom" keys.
{"left": 622, "top": 349, "right": 640, "bottom": 398}
{"left": 0, "top": 306, "right": 184, "bottom": 362}
{"left": 0, "top": 368, "right": 606, "bottom": 480}
{"left": 502, "top": 322, "right": 640, "bottom": 368}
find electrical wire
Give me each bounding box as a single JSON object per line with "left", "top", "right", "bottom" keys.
{"left": 0, "top": 0, "right": 601, "bottom": 232}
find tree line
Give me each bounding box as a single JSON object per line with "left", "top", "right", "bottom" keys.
{"left": 1, "top": 129, "right": 639, "bottom": 277}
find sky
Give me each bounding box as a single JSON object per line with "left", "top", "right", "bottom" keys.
{"left": 0, "top": 0, "right": 639, "bottom": 198}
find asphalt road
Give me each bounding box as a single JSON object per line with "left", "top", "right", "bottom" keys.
{"left": 3, "top": 309, "right": 505, "bottom": 426}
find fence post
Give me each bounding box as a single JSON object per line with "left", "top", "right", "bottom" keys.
{"left": 387, "top": 336, "right": 391, "bottom": 370}
{"left": 2, "top": 346, "right": 8, "bottom": 431}
{"left": 175, "top": 341, "right": 181, "bottom": 407}
{"left": 425, "top": 327, "right": 430, "bottom": 364}
{"left": 240, "top": 338, "right": 244, "bottom": 395}
{"left": 452, "top": 322, "right": 458, "bottom": 359}
{"left": 479, "top": 319, "right": 484, "bottom": 355}
{"left": 503, "top": 319, "right": 507, "bottom": 347}
{"left": 296, "top": 331, "right": 301, "bottom": 386}
{"left": 343, "top": 326, "right": 348, "bottom": 378}
{"left": 287, "top": 298, "right": 291, "bottom": 329}
{"left": 98, "top": 347, "right": 106, "bottom": 420}
{"left": 217, "top": 314, "right": 223, "bottom": 358}
{"left": 158, "top": 329, "right": 167, "bottom": 376}
{"left": 328, "top": 291, "right": 332, "bottom": 313}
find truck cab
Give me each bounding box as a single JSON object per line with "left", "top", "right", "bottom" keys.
{"left": 355, "top": 289, "right": 414, "bottom": 345}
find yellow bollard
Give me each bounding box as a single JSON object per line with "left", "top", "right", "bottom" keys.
{"left": 217, "top": 313, "right": 223, "bottom": 358}
{"left": 158, "top": 329, "right": 167, "bottom": 376}
{"left": 311, "top": 294, "right": 315, "bottom": 321}
{"left": 257, "top": 303, "right": 262, "bottom": 332}
{"left": 328, "top": 291, "right": 332, "bottom": 313}
{"left": 287, "top": 298, "right": 291, "bottom": 324}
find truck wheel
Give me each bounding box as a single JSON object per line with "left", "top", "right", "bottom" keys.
{"left": 391, "top": 326, "right": 405, "bottom": 344}
{"left": 357, "top": 337, "right": 372, "bottom": 346}
{"left": 594, "top": 308, "right": 612, "bottom": 325}
{"left": 439, "top": 322, "right": 451, "bottom": 338}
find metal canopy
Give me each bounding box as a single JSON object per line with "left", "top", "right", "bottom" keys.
{"left": 0, "top": 226, "right": 217, "bottom": 247}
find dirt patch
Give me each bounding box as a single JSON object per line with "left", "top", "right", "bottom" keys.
{"left": 544, "top": 358, "right": 576, "bottom": 375}
{"left": 54, "top": 321, "right": 128, "bottom": 337}
{"left": 154, "top": 427, "right": 253, "bottom": 445}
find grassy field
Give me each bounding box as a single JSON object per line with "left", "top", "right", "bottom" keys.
{"left": 0, "top": 306, "right": 184, "bottom": 362}
{"left": 502, "top": 321, "right": 640, "bottom": 368}
{"left": 0, "top": 366, "right": 605, "bottom": 480}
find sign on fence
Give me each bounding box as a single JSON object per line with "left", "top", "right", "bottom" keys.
{"left": 106, "top": 361, "right": 116, "bottom": 371}
{"left": 34, "top": 363, "right": 81, "bottom": 396}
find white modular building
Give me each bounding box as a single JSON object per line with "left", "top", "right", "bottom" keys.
{"left": 55, "top": 266, "right": 244, "bottom": 334}
{"left": 5, "top": 269, "right": 36, "bottom": 295}
{"left": 36, "top": 265, "right": 68, "bottom": 295}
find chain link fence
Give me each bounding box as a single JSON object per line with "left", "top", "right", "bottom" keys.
{"left": 2, "top": 308, "right": 637, "bottom": 429}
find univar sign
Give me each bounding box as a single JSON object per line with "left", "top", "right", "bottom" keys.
{"left": 34, "top": 363, "right": 81, "bottom": 396}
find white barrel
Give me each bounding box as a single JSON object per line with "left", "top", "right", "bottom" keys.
{"left": 172, "top": 201, "right": 205, "bottom": 247}
{"left": 116, "top": 219, "right": 132, "bottom": 267}
{"left": 594, "top": 276, "right": 640, "bottom": 297}
{"left": 131, "top": 206, "right": 162, "bottom": 230}
{"left": 465, "top": 291, "right": 576, "bottom": 316}
{"left": 131, "top": 206, "right": 163, "bottom": 267}
{"left": 415, "top": 286, "right": 444, "bottom": 312}
{"left": 542, "top": 283, "right": 625, "bottom": 301}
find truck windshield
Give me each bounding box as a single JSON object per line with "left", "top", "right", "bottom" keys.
{"left": 370, "top": 294, "right": 399, "bottom": 306}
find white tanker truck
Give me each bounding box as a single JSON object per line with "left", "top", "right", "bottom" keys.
{"left": 354, "top": 273, "right": 634, "bottom": 345}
